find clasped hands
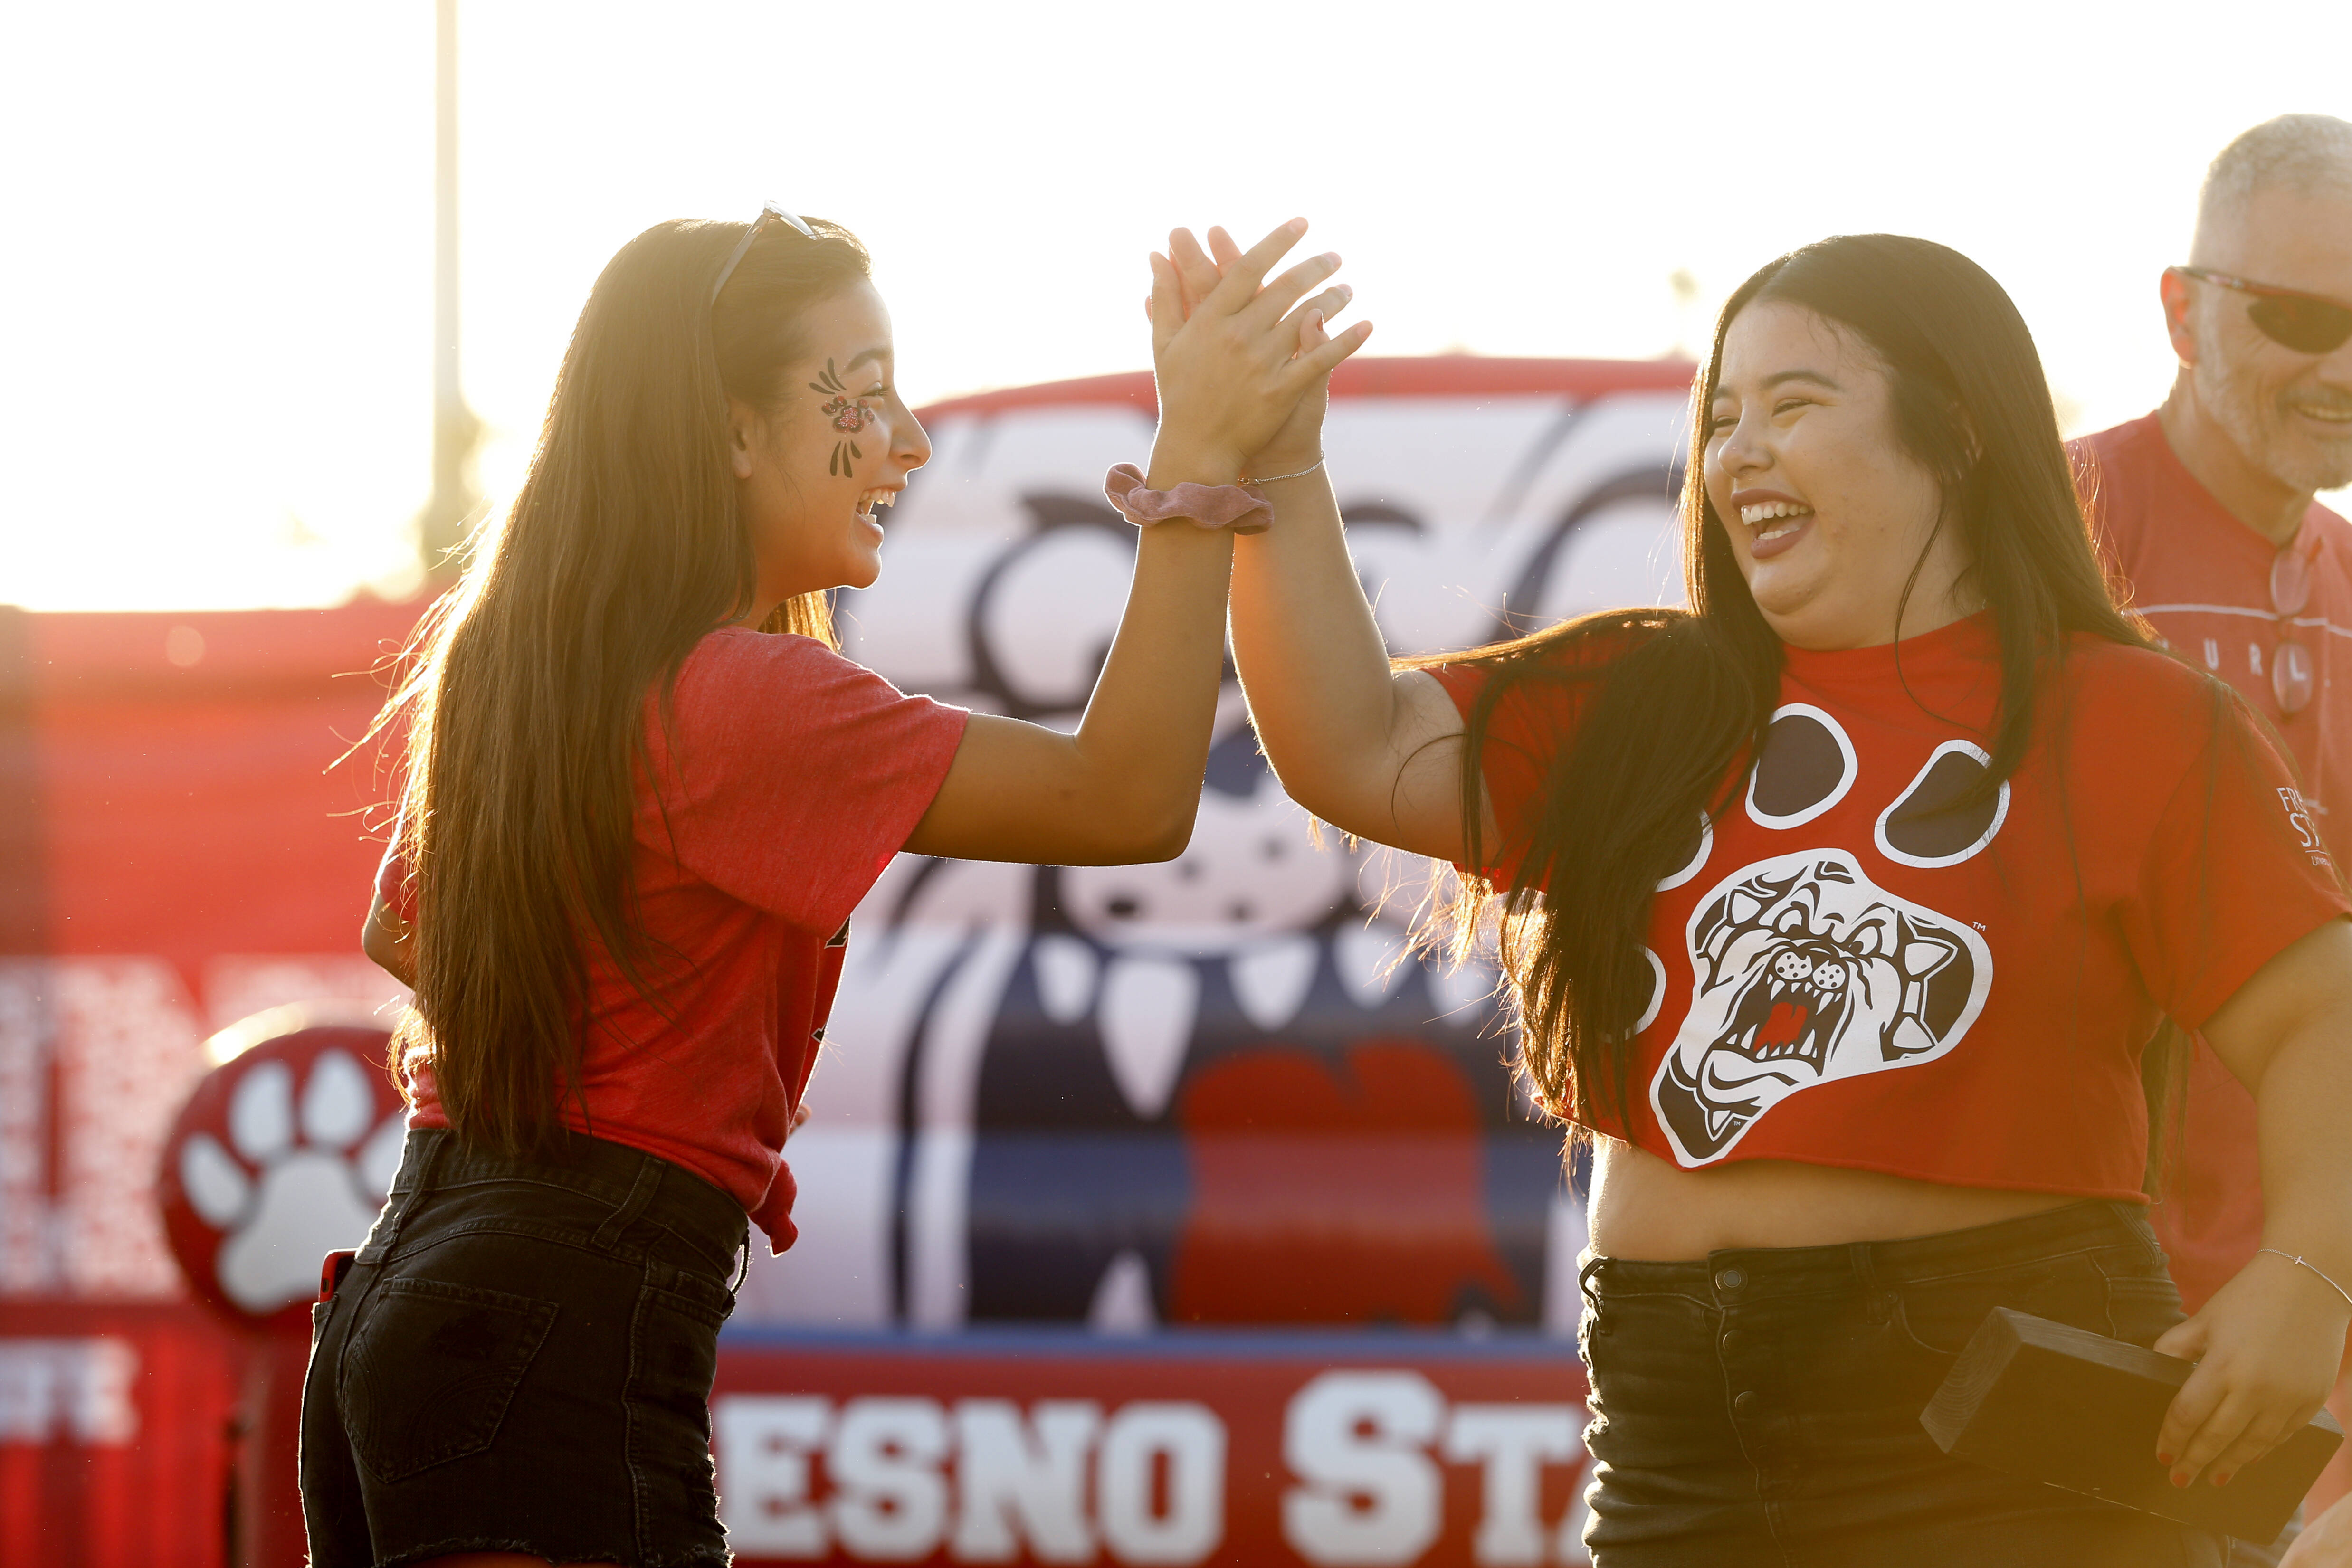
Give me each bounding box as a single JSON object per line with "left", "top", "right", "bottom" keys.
{"left": 1143, "top": 218, "right": 1370, "bottom": 495}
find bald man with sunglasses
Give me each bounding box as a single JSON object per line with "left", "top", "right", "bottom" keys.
{"left": 2079, "top": 113, "right": 2352, "bottom": 1568}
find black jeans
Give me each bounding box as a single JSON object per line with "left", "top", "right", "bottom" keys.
{"left": 300, "top": 1129, "right": 749, "bottom": 1568}
{"left": 1578, "top": 1200, "right": 2236, "bottom": 1567}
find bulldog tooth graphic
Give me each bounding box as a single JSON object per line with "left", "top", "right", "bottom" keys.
{"left": 1653, "top": 850, "right": 1990, "bottom": 1164}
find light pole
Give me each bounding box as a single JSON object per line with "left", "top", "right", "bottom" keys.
{"left": 417, "top": 0, "right": 481, "bottom": 582}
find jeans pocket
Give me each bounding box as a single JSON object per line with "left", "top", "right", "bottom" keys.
{"left": 1892, "top": 1253, "right": 2112, "bottom": 1357}
{"left": 340, "top": 1275, "right": 558, "bottom": 1484}
{"left": 2099, "top": 1268, "right": 2187, "bottom": 1349}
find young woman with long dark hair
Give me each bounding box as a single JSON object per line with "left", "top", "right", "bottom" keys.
{"left": 301, "top": 210, "right": 1370, "bottom": 1568}
{"left": 1212, "top": 231, "right": 2352, "bottom": 1564}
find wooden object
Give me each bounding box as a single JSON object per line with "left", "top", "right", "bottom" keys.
{"left": 1920, "top": 1307, "right": 2343, "bottom": 1542}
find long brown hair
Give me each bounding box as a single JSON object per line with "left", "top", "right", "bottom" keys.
{"left": 1429, "top": 234, "right": 2150, "bottom": 1131}
{"left": 379, "top": 214, "right": 871, "bottom": 1153}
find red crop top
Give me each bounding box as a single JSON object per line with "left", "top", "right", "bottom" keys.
{"left": 1431, "top": 612, "right": 2347, "bottom": 1200}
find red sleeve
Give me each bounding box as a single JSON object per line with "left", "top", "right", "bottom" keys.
{"left": 2124, "top": 704, "right": 2350, "bottom": 1028}
{"left": 649, "top": 630, "right": 970, "bottom": 935}
{"left": 1427, "top": 659, "right": 1592, "bottom": 883}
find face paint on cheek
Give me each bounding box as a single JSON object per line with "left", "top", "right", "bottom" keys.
{"left": 809, "top": 357, "right": 877, "bottom": 480}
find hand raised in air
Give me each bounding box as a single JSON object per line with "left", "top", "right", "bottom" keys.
{"left": 1143, "top": 218, "right": 1370, "bottom": 487}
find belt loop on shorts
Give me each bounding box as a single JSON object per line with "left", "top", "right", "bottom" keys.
{"left": 591, "top": 1150, "right": 665, "bottom": 1252}
{"left": 1578, "top": 1253, "right": 1607, "bottom": 1313}
{"left": 2114, "top": 1199, "right": 2166, "bottom": 1264}
{"left": 1850, "top": 1241, "right": 1893, "bottom": 1325}
{"left": 377, "top": 1128, "right": 447, "bottom": 1253}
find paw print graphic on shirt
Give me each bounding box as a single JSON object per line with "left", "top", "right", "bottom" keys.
{"left": 175, "top": 1048, "right": 407, "bottom": 1315}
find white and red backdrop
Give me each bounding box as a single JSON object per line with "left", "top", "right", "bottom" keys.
{"left": 0, "top": 356, "right": 1692, "bottom": 1567}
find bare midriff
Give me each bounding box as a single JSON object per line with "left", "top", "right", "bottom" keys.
{"left": 1587, "top": 1135, "right": 2089, "bottom": 1262}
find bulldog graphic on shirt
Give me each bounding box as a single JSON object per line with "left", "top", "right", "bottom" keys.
{"left": 1651, "top": 849, "right": 1992, "bottom": 1164}
{"left": 1645, "top": 704, "right": 2003, "bottom": 1165}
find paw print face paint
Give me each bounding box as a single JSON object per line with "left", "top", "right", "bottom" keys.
{"left": 810, "top": 360, "right": 876, "bottom": 478}
{"left": 822, "top": 396, "right": 871, "bottom": 435}
{"left": 159, "top": 1022, "right": 405, "bottom": 1326}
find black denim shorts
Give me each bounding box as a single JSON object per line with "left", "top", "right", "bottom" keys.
{"left": 300, "top": 1128, "right": 749, "bottom": 1568}
{"left": 1577, "top": 1200, "right": 2253, "bottom": 1568}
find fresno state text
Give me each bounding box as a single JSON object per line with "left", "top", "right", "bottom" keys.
{"left": 715, "top": 1355, "right": 1592, "bottom": 1568}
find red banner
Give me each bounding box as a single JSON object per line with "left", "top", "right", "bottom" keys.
{"left": 713, "top": 1334, "right": 1593, "bottom": 1568}
{"left": 0, "top": 1301, "right": 241, "bottom": 1568}
{"left": 0, "top": 1313, "right": 1597, "bottom": 1568}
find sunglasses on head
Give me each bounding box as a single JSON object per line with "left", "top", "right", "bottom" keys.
{"left": 711, "top": 203, "right": 819, "bottom": 305}
{"left": 2175, "top": 266, "right": 2352, "bottom": 356}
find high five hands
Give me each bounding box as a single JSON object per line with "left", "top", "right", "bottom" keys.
{"left": 1144, "top": 219, "right": 1371, "bottom": 488}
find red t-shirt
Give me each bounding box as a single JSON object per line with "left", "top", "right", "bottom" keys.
{"left": 381, "top": 629, "right": 967, "bottom": 1251}
{"left": 1433, "top": 613, "right": 2346, "bottom": 1199}
{"left": 2079, "top": 412, "right": 2352, "bottom": 1307}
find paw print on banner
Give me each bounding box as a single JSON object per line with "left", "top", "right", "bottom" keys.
{"left": 179, "top": 1054, "right": 403, "bottom": 1311}
{"left": 158, "top": 1019, "right": 406, "bottom": 1326}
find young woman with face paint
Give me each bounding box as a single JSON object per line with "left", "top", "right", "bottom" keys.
{"left": 302, "top": 212, "right": 1370, "bottom": 1568}
{"left": 1217, "top": 232, "right": 2352, "bottom": 1564}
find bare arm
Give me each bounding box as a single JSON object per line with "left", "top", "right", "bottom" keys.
{"left": 900, "top": 521, "right": 1237, "bottom": 865}
{"left": 2156, "top": 915, "right": 2352, "bottom": 1486}
{"left": 1165, "top": 222, "right": 1492, "bottom": 862}
{"left": 1228, "top": 467, "right": 1493, "bottom": 861}
{"left": 904, "top": 220, "right": 1371, "bottom": 866}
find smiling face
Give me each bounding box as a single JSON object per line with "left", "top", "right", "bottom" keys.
{"left": 730, "top": 280, "right": 930, "bottom": 618}
{"left": 1704, "top": 301, "right": 1975, "bottom": 651}
{"left": 2183, "top": 187, "right": 2352, "bottom": 496}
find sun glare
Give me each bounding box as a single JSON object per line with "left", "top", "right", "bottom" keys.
{"left": 2, "top": 0, "right": 2347, "bottom": 611}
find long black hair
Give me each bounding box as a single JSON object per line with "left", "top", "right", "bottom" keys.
{"left": 1428, "top": 234, "right": 2151, "bottom": 1130}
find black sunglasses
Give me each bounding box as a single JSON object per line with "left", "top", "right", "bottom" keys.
{"left": 2175, "top": 266, "right": 2352, "bottom": 355}
{"left": 711, "top": 203, "right": 819, "bottom": 305}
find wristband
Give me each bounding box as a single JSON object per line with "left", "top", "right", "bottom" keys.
{"left": 1103, "top": 463, "right": 1271, "bottom": 535}
{"left": 2258, "top": 1248, "right": 2352, "bottom": 1312}
{"left": 1245, "top": 454, "right": 1326, "bottom": 485}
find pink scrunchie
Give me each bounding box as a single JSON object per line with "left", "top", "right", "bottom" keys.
{"left": 1102, "top": 463, "right": 1272, "bottom": 535}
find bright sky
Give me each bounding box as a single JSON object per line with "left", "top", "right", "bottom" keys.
{"left": 4, "top": 0, "right": 2349, "bottom": 612}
